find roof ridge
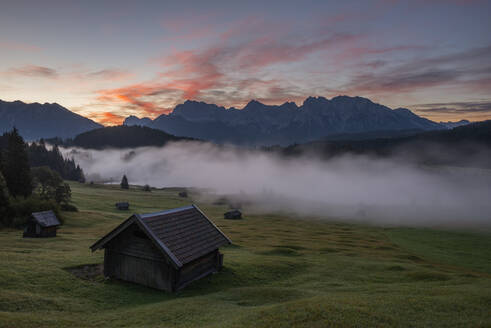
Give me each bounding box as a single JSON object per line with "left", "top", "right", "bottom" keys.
{"left": 140, "top": 205, "right": 195, "bottom": 219}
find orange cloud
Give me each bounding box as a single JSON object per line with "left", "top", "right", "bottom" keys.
{"left": 97, "top": 83, "right": 175, "bottom": 117}
{"left": 90, "top": 112, "right": 126, "bottom": 126}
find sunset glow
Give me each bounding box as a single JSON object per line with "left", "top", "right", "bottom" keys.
{"left": 1, "top": 0, "right": 490, "bottom": 125}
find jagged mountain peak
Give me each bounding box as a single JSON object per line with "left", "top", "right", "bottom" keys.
{"left": 243, "top": 99, "right": 267, "bottom": 110}
{"left": 246, "top": 99, "right": 263, "bottom": 106}
{"left": 303, "top": 96, "right": 328, "bottom": 105}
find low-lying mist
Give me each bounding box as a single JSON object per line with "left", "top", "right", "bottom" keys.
{"left": 61, "top": 142, "right": 491, "bottom": 229}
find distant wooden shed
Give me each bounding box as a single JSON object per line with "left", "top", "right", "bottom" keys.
{"left": 90, "top": 205, "right": 231, "bottom": 292}
{"left": 224, "top": 210, "right": 242, "bottom": 220}
{"left": 115, "top": 202, "right": 129, "bottom": 210}
{"left": 23, "top": 210, "right": 60, "bottom": 238}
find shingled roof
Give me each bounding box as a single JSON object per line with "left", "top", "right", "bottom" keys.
{"left": 90, "top": 205, "right": 231, "bottom": 268}
{"left": 31, "top": 210, "right": 61, "bottom": 227}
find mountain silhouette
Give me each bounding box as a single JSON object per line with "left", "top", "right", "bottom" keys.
{"left": 0, "top": 99, "right": 102, "bottom": 140}
{"left": 124, "top": 96, "right": 446, "bottom": 146}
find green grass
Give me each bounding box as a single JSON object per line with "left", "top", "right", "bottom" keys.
{"left": 386, "top": 228, "right": 491, "bottom": 274}
{"left": 0, "top": 182, "right": 490, "bottom": 327}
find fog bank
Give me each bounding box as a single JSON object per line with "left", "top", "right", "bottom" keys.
{"left": 61, "top": 142, "right": 491, "bottom": 228}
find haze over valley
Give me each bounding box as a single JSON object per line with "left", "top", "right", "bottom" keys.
{"left": 61, "top": 141, "right": 491, "bottom": 229}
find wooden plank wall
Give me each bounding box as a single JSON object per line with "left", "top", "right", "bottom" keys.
{"left": 104, "top": 223, "right": 175, "bottom": 291}
{"left": 105, "top": 250, "right": 174, "bottom": 291}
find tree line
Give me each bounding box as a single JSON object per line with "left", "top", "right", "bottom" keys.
{"left": 46, "top": 125, "right": 192, "bottom": 149}
{"left": 0, "top": 128, "right": 82, "bottom": 228}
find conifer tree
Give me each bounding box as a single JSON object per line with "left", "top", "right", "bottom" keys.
{"left": 2, "top": 128, "right": 32, "bottom": 198}
{"left": 120, "top": 175, "right": 129, "bottom": 189}
{"left": 0, "top": 171, "right": 10, "bottom": 216}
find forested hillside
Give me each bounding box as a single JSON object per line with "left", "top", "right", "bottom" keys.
{"left": 273, "top": 120, "right": 491, "bottom": 168}
{"left": 55, "top": 125, "right": 194, "bottom": 149}
{"left": 0, "top": 133, "right": 84, "bottom": 181}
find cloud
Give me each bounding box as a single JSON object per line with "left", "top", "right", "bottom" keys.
{"left": 6, "top": 65, "right": 58, "bottom": 78}
{"left": 4, "top": 64, "right": 133, "bottom": 83}
{"left": 349, "top": 69, "right": 461, "bottom": 94}
{"left": 413, "top": 101, "right": 491, "bottom": 114}
{"left": 88, "top": 112, "right": 126, "bottom": 126}
{"left": 158, "top": 45, "right": 225, "bottom": 99}
{"left": 86, "top": 69, "right": 132, "bottom": 81}
{"left": 235, "top": 34, "right": 359, "bottom": 71}
{"left": 96, "top": 83, "right": 177, "bottom": 117}
{"left": 343, "top": 45, "right": 491, "bottom": 95}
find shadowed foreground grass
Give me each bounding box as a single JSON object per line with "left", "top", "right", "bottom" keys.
{"left": 0, "top": 182, "right": 490, "bottom": 327}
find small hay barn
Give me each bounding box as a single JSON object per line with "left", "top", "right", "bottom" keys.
{"left": 90, "top": 205, "right": 231, "bottom": 292}
{"left": 23, "top": 210, "right": 60, "bottom": 238}
{"left": 224, "top": 210, "right": 242, "bottom": 220}
{"left": 115, "top": 202, "right": 129, "bottom": 210}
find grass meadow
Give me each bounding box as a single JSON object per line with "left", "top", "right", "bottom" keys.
{"left": 0, "top": 182, "right": 490, "bottom": 327}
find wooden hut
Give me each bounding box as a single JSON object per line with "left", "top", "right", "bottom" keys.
{"left": 23, "top": 210, "right": 60, "bottom": 238}
{"left": 224, "top": 210, "right": 242, "bottom": 220}
{"left": 115, "top": 202, "right": 129, "bottom": 210}
{"left": 90, "top": 204, "right": 231, "bottom": 292}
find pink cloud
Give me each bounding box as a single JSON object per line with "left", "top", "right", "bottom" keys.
{"left": 85, "top": 69, "right": 132, "bottom": 81}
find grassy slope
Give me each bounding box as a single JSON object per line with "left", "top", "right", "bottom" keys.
{"left": 0, "top": 182, "right": 489, "bottom": 327}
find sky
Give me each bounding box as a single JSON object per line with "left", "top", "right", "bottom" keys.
{"left": 1, "top": 0, "right": 490, "bottom": 125}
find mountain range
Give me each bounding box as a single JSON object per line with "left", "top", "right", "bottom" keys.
{"left": 0, "top": 100, "right": 102, "bottom": 140}
{"left": 0, "top": 96, "right": 471, "bottom": 145}
{"left": 124, "top": 96, "right": 452, "bottom": 146}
